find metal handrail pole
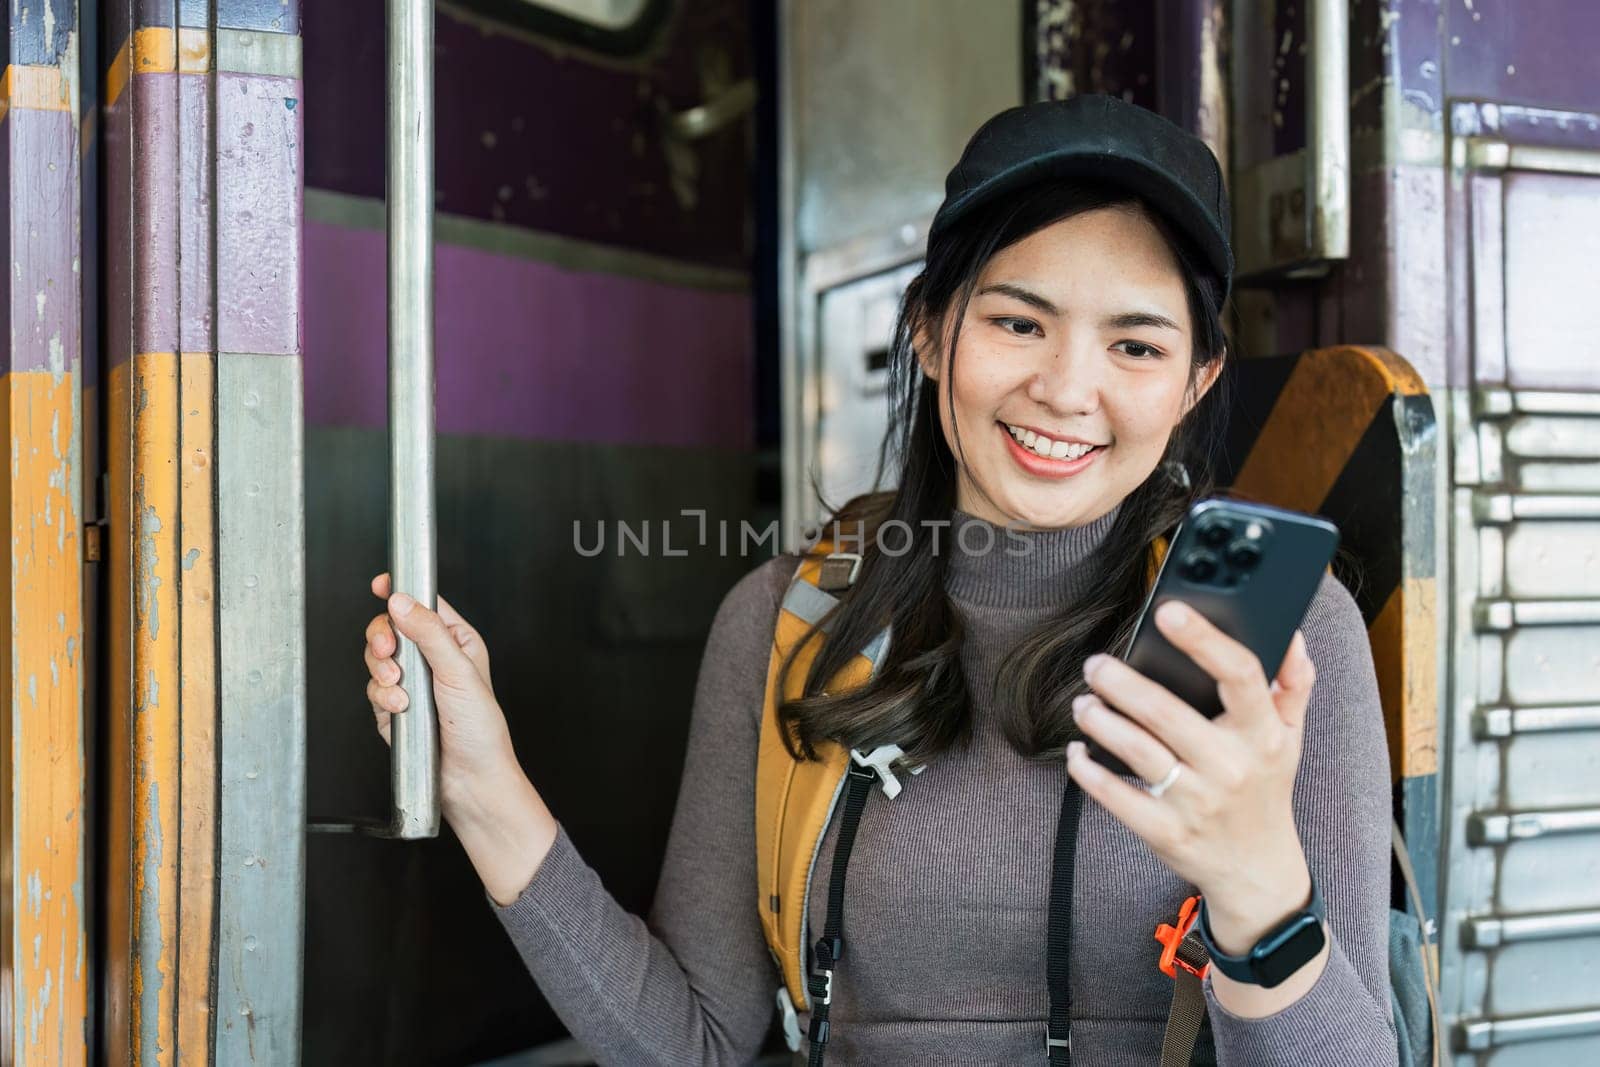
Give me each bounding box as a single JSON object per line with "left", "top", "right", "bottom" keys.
{"left": 386, "top": 0, "right": 441, "bottom": 839}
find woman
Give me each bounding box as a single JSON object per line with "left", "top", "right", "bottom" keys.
{"left": 362, "top": 95, "right": 1396, "bottom": 1065}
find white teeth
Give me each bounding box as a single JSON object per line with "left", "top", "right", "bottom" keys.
{"left": 1006, "top": 423, "right": 1097, "bottom": 460}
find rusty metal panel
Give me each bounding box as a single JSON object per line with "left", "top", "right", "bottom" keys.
{"left": 104, "top": 32, "right": 182, "bottom": 1066}
{"left": 1030, "top": 0, "right": 1158, "bottom": 108}
{"left": 102, "top": 17, "right": 222, "bottom": 1064}
{"left": 104, "top": 10, "right": 305, "bottom": 1059}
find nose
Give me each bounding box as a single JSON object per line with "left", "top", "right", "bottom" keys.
{"left": 1024, "top": 334, "right": 1102, "bottom": 416}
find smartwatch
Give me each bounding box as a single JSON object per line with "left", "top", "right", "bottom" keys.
{"left": 1196, "top": 875, "right": 1326, "bottom": 988}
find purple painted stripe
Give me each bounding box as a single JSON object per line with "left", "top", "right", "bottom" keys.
{"left": 1449, "top": 0, "right": 1600, "bottom": 113}
{"left": 179, "top": 74, "right": 214, "bottom": 354}
{"left": 130, "top": 73, "right": 180, "bottom": 360}
{"left": 216, "top": 73, "right": 301, "bottom": 356}
{"left": 104, "top": 76, "right": 131, "bottom": 370}
{"left": 0, "top": 109, "right": 9, "bottom": 373}
{"left": 304, "top": 221, "right": 754, "bottom": 449}
{"left": 103, "top": 70, "right": 221, "bottom": 366}
{"left": 4, "top": 108, "right": 80, "bottom": 374}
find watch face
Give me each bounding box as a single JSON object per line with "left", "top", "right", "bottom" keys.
{"left": 1251, "top": 915, "right": 1327, "bottom": 988}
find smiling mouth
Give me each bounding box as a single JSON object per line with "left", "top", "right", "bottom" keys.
{"left": 999, "top": 421, "right": 1105, "bottom": 461}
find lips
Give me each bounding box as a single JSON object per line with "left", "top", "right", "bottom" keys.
{"left": 998, "top": 421, "right": 1104, "bottom": 478}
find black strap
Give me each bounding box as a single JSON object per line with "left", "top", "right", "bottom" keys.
{"left": 1046, "top": 781, "right": 1085, "bottom": 1065}
{"left": 1159, "top": 933, "right": 1212, "bottom": 1066}
{"left": 806, "top": 763, "right": 877, "bottom": 1067}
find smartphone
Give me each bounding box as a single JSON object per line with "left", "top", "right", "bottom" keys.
{"left": 1087, "top": 497, "right": 1340, "bottom": 776}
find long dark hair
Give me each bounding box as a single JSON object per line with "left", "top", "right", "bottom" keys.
{"left": 778, "top": 179, "right": 1231, "bottom": 765}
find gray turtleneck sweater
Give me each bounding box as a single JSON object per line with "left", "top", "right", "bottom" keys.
{"left": 490, "top": 507, "right": 1397, "bottom": 1065}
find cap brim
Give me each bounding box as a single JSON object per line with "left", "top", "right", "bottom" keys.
{"left": 929, "top": 150, "right": 1233, "bottom": 299}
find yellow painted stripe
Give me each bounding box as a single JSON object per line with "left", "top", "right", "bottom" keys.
{"left": 177, "top": 351, "right": 218, "bottom": 1056}
{"left": 108, "top": 354, "right": 183, "bottom": 1063}
{"left": 106, "top": 360, "right": 134, "bottom": 1065}
{"left": 105, "top": 28, "right": 213, "bottom": 108}
{"left": 1, "top": 371, "right": 89, "bottom": 1066}
{"left": 1231, "top": 345, "right": 1425, "bottom": 514}
{"left": 131, "top": 351, "right": 180, "bottom": 1065}
{"left": 0, "top": 64, "right": 73, "bottom": 124}
{"left": 1369, "top": 578, "right": 1440, "bottom": 781}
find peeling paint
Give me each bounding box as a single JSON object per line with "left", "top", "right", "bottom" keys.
{"left": 42, "top": 0, "right": 57, "bottom": 55}
{"left": 6, "top": 367, "right": 88, "bottom": 1060}
{"left": 138, "top": 779, "right": 168, "bottom": 1060}
{"left": 183, "top": 546, "right": 200, "bottom": 570}
{"left": 137, "top": 501, "right": 163, "bottom": 639}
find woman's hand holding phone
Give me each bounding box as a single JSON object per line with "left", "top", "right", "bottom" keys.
{"left": 364, "top": 573, "right": 557, "bottom": 904}
{"left": 1064, "top": 599, "right": 1325, "bottom": 1006}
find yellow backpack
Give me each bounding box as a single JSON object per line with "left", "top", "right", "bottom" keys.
{"left": 753, "top": 545, "right": 899, "bottom": 1049}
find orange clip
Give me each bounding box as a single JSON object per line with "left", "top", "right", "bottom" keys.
{"left": 1154, "top": 894, "right": 1210, "bottom": 980}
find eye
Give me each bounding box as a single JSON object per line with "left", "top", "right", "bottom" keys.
{"left": 1113, "top": 340, "right": 1165, "bottom": 359}
{"left": 992, "top": 316, "right": 1042, "bottom": 338}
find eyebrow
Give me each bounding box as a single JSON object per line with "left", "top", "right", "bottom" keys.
{"left": 977, "top": 282, "right": 1184, "bottom": 334}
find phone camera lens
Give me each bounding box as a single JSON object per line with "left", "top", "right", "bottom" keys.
{"left": 1181, "top": 550, "right": 1220, "bottom": 582}
{"left": 1226, "top": 539, "right": 1263, "bottom": 569}
{"left": 1197, "top": 521, "right": 1231, "bottom": 547}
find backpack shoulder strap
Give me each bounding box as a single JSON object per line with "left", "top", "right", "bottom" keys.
{"left": 754, "top": 544, "right": 892, "bottom": 1042}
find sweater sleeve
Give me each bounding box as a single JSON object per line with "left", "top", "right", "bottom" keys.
{"left": 1204, "top": 572, "right": 1400, "bottom": 1067}
{"left": 486, "top": 554, "right": 800, "bottom": 1066}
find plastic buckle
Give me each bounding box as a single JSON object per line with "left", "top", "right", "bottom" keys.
{"left": 1155, "top": 894, "right": 1211, "bottom": 980}
{"left": 849, "top": 744, "right": 925, "bottom": 800}
{"left": 806, "top": 966, "right": 832, "bottom": 1011}
{"left": 775, "top": 987, "right": 803, "bottom": 1052}
{"left": 818, "top": 551, "right": 863, "bottom": 591}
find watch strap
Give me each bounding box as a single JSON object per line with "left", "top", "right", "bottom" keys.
{"left": 1196, "top": 873, "right": 1326, "bottom": 987}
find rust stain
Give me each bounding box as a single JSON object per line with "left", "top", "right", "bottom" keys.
{"left": 2, "top": 370, "right": 89, "bottom": 1066}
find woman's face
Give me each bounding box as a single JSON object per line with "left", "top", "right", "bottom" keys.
{"left": 918, "top": 203, "right": 1222, "bottom": 530}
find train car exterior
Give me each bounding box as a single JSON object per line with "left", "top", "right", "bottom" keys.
{"left": 0, "top": 1, "right": 1596, "bottom": 1063}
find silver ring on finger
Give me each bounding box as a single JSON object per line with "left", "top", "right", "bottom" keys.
{"left": 1145, "top": 761, "right": 1183, "bottom": 799}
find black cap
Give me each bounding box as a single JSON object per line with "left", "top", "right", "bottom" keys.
{"left": 929, "top": 94, "right": 1233, "bottom": 299}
